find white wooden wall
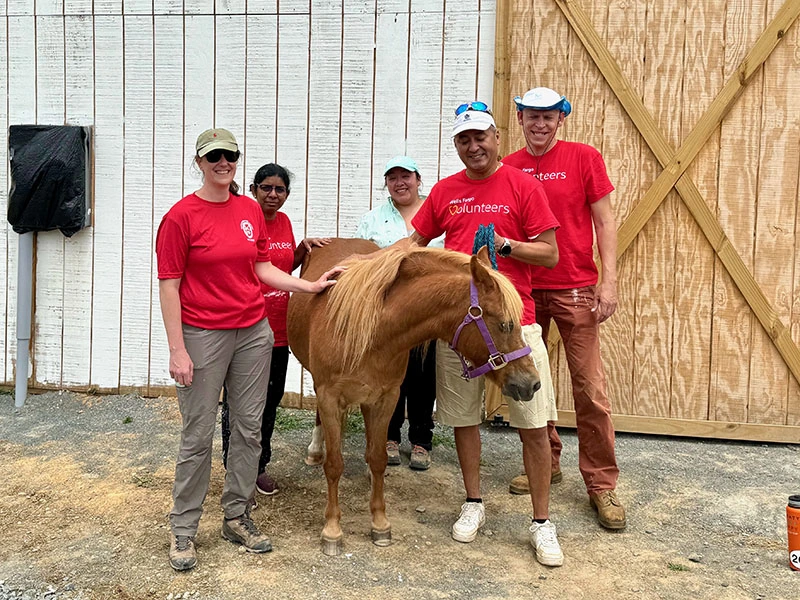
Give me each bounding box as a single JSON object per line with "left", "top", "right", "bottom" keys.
{"left": 0, "top": 0, "right": 496, "bottom": 395}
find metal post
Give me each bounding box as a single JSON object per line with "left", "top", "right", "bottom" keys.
{"left": 15, "top": 231, "right": 34, "bottom": 408}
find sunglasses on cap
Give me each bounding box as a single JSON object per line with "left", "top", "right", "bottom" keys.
{"left": 256, "top": 184, "right": 288, "bottom": 195}
{"left": 204, "top": 149, "right": 240, "bottom": 163}
{"left": 455, "top": 101, "right": 493, "bottom": 116}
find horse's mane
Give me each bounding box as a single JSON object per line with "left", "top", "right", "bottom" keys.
{"left": 326, "top": 246, "right": 523, "bottom": 371}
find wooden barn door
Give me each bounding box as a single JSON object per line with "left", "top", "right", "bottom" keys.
{"left": 487, "top": 0, "right": 800, "bottom": 443}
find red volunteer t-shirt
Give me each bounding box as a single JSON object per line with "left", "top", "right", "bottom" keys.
{"left": 504, "top": 141, "right": 614, "bottom": 289}
{"left": 262, "top": 212, "right": 297, "bottom": 347}
{"left": 412, "top": 165, "right": 559, "bottom": 325}
{"left": 156, "top": 193, "right": 270, "bottom": 329}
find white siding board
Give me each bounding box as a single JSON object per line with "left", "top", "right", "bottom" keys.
{"left": 371, "top": 10, "right": 409, "bottom": 209}
{"left": 405, "top": 9, "right": 443, "bottom": 183}
{"left": 0, "top": 18, "right": 8, "bottom": 382}
{"left": 247, "top": 1, "right": 278, "bottom": 15}
{"left": 279, "top": 0, "right": 310, "bottom": 15}
{"left": 243, "top": 15, "right": 278, "bottom": 183}
{"left": 149, "top": 15, "right": 184, "bottom": 387}
{"left": 185, "top": 0, "right": 213, "bottom": 15}
{"left": 119, "top": 15, "right": 154, "bottom": 387}
{"left": 62, "top": 14, "right": 94, "bottom": 386}
{"left": 216, "top": 0, "right": 245, "bottom": 15}
{"left": 439, "top": 11, "right": 480, "bottom": 179}
{"left": 64, "top": 2, "right": 94, "bottom": 16}
{"left": 214, "top": 15, "right": 246, "bottom": 159}
{"left": 123, "top": 0, "right": 153, "bottom": 15}
{"left": 93, "top": 1, "right": 122, "bottom": 15}
{"left": 183, "top": 15, "right": 214, "bottom": 195}
{"left": 7, "top": 1, "right": 34, "bottom": 15}
{"left": 476, "top": 0, "right": 495, "bottom": 116}
{"left": 90, "top": 15, "right": 124, "bottom": 389}
{"left": 34, "top": 15, "right": 66, "bottom": 386}
{"left": 35, "top": 0, "right": 62, "bottom": 15}
{"left": 158, "top": 1, "right": 184, "bottom": 16}
{"left": 306, "top": 9, "right": 341, "bottom": 237}
{"left": 337, "top": 11, "right": 375, "bottom": 235}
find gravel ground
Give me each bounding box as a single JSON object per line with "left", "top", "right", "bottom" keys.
{"left": 1, "top": 390, "right": 799, "bottom": 600}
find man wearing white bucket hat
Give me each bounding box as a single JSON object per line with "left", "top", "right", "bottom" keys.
{"left": 410, "top": 102, "right": 565, "bottom": 567}
{"left": 504, "top": 87, "right": 626, "bottom": 531}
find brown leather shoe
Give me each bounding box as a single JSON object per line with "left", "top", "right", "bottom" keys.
{"left": 590, "top": 490, "right": 627, "bottom": 530}
{"left": 222, "top": 513, "right": 272, "bottom": 553}
{"left": 508, "top": 469, "right": 563, "bottom": 494}
{"left": 169, "top": 534, "right": 197, "bottom": 571}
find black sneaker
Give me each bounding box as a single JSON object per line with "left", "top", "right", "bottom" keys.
{"left": 222, "top": 513, "right": 272, "bottom": 553}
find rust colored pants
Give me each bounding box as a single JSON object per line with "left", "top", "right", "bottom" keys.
{"left": 532, "top": 286, "right": 619, "bottom": 494}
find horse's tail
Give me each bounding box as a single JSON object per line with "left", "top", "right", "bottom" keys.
{"left": 326, "top": 248, "right": 407, "bottom": 371}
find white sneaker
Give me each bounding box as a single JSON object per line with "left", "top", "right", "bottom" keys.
{"left": 452, "top": 502, "right": 485, "bottom": 543}
{"left": 529, "top": 520, "right": 564, "bottom": 566}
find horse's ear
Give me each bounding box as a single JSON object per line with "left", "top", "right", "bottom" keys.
{"left": 470, "top": 251, "right": 496, "bottom": 289}
{"left": 475, "top": 245, "right": 492, "bottom": 268}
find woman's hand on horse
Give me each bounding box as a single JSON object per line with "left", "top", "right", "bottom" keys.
{"left": 312, "top": 266, "right": 347, "bottom": 292}
{"left": 302, "top": 237, "right": 332, "bottom": 254}
{"left": 169, "top": 347, "right": 194, "bottom": 387}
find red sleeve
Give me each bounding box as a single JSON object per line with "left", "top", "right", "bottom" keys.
{"left": 156, "top": 211, "right": 189, "bottom": 279}
{"left": 411, "top": 188, "right": 444, "bottom": 242}
{"left": 254, "top": 206, "right": 271, "bottom": 263}
{"left": 584, "top": 148, "right": 615, "bottom": 204}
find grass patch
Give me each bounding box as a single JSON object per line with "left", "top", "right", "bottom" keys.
{"left": 432, "top": 431, "right": 456, "bottom": 449}
{"left": 667, "top": 562, "right": 690, "bottom": 572}
{"left": 131, "top": 472, "right": 155, "bottom": 488}
{"left": 274, "top": 408, "right": 315, "bottom": 432}
{"left": 344, "top": 411, "right": 365, "bottom": 436}
{"left": 122, "top": 416, "right": 133, "bottom": 424}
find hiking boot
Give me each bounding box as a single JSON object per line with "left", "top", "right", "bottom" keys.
{"left": 508, "top": 469, "right": 563, "bottom": 495}
{"left": 256, "top": 472, "right": 278, "bottom": 496}
{"left": 169, "top": 534, "right": 197, "bottom": 571}
{"left": 451, "top": 502, "right": 485, "bottom": 543}
{"left": 529, "top": 520, "right": 564, "bottom": 566}
{"left": 409, "top": 445, "right": 431, "bottom": 470}
{"left": 222, "top": 513, "right": 273, "bottom": 553}
{"left": 386, "top": 441, "right": 401, "bottom": 466}
{"left": 589, "top": 490, "right": 627, "bottom": 530}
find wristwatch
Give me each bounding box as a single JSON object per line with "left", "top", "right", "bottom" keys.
{"left": 498, "top": 238, "right": 512, "bottom": 257}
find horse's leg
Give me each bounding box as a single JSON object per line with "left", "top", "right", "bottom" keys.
{"left": 318, "top": 396, "right": 345, "bottom": 556}
{"left": 305, "top": 410, "right": 324, "bottom": 466}
{"left": 360, "top": 395, "right": 395, "bottom": 547}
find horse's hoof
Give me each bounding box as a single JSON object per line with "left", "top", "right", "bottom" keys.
{"left": 305, "top": 452, "right": 324, "bottom": 466}
{"left": 321, "top": 536, "right": 343, "bottom": 556}
{"left": 371, "top": 528, "right": 392, "bottom": 547}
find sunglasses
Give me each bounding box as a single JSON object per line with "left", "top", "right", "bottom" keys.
{"left": 256, "top": 184, "right": 288, "bottom": 195}
{"left": 455, "top": 101, "right": 492, "bottom": 116}
{"left": 204, "top": 149, "right": 240, "bottom": 163}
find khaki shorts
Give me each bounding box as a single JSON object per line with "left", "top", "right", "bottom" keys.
{"left": 435, "top": 323, "right": 557, "bottom": 429}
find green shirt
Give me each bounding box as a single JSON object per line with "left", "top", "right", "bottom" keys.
{"left": 355, "top": 198, "right": 444, "bottom": 249}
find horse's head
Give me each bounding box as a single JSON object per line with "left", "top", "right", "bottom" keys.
{"left": 450, "top": 247, "right": 541, "bottom": 402}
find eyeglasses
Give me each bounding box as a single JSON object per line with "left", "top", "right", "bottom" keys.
{"left": 256, "top": 184, "right": 288, "bottom": 195}
{"left": 455, "top": 101, "right": 492, "bottom": 116}
{"left": 204, "top": 149, "right": 240, "bottom": 163}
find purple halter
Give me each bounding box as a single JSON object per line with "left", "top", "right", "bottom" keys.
{"left": 449, "top": 280, "right": 532, "bottom": 379}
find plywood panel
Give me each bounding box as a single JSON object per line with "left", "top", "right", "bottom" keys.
{"left": 748, "top": 0, "right": 800, "bottom": 424}
{"left": 631, "top": 0, "right": 685, "bottom": 418}
{"left": 709, "top": 1, "right": 766, "bottom": 424}
{"left": 90, "top": 15, "right": 124, "bottom": 389}
{"left": 149, "top": 15, "right": 184, "bottom": 389}
{"left": 33, "top": 15, "right": 66, "bottom": 386}
{"left": 62, "top": 14, "right": 94, "bottom": 387}
{"left": 338, "top": 5, "right": 375, "bottom": 234}
{"left": 305, "top": 7, "right": 342, "bottom": 238}
{"left": 670, "top": 0, "right": 724, "bottom": 420}
{"left": 119, "top": 15, "right": 154, "bottom": 388}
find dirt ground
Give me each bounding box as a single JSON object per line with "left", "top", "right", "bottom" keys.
{"left": 0, "top": 390, "right": 798, "bottom": 600}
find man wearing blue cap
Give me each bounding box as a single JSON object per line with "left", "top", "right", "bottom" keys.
{"left": 504, "top": 87, "right": 626, "bottom": 531}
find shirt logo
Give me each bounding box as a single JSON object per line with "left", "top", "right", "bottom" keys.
{"left": 447, "top": 196, "right": 510, "bottom": 216}
{"left": 240, "top": 220, "right": 255, "bottom": 241}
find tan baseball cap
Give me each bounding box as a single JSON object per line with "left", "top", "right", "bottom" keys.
{"left": 195, "top": 128, "right": 239, "bottom": 157}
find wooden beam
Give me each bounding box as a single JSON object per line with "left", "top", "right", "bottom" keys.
{"left": 492, "top": 0, "right": 512, "bottom": 156}
{"left": 484, "top": 405, "right": 800, "bottom": 444}
{"left": 553, "top": 0, "right": 800, "bottom": 386}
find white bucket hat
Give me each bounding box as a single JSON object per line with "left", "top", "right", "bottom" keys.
{"left": 514, "top": 87, "right": 572, "bottom": 116}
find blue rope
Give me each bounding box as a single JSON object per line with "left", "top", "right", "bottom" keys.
{"left": 472, "top": 224, "right": 498, "bottom": 271}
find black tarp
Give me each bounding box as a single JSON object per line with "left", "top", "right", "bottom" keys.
{"left": 7, "top": 125, "right": 91, "bottom": 237}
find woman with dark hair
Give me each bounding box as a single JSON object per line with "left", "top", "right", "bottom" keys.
{"left": 221, "top": 163, "right": 330, "bottom": 497}
{"left": 157, "top": 132, "right": 340, "bottom": 571}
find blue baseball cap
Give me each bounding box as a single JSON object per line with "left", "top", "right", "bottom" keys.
{"left": 383, "top": 155, "right": 420, "bottom": 176}
{"left": 514, "top": 87, "right": 572, "bottom": 117}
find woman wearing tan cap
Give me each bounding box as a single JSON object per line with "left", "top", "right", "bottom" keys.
{"left": 155, "top": 128, "right": 343, "bottom": 571}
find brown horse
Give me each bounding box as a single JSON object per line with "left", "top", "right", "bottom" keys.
{"left": 287, "top": 238, "right": 540, "bottom": 555}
